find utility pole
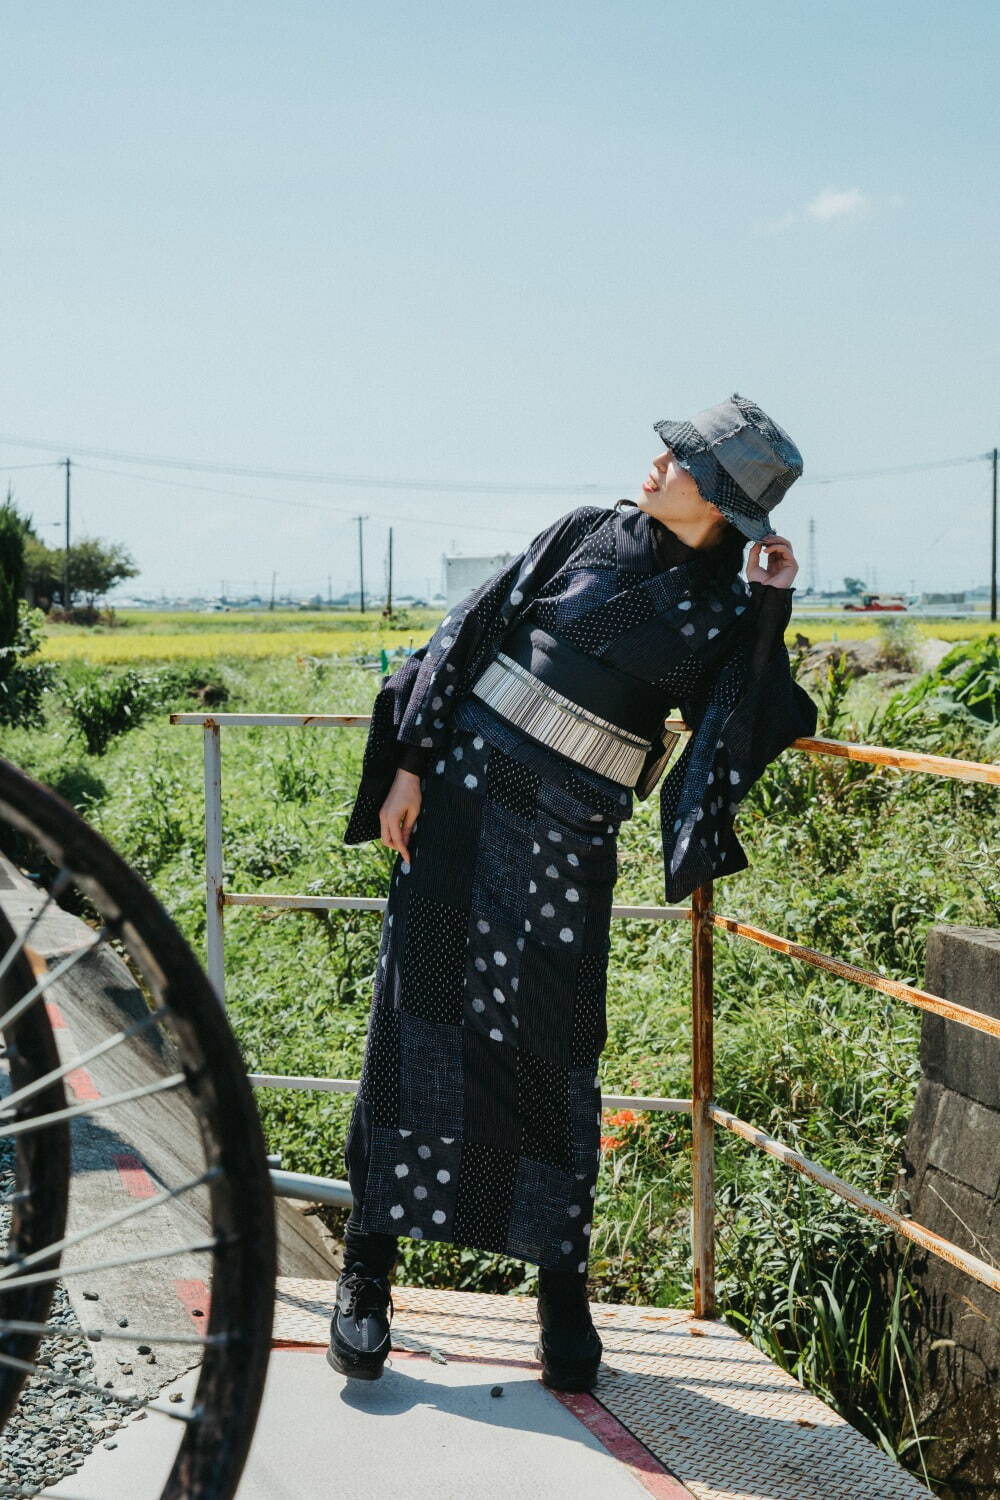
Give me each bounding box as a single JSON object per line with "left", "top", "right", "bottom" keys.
{"left": 356, "top": 514, "right": 368, "bottom": 613}
{"left": 991, "top": 447, "right": 997, "bottom": 623}
{"left": 269, "top": 571, "right": 277, "bottom": 611}
{"left": 327, "top": 574, "right": 332, "bottom": 608}
{"left": 63, "top": 457, "right": 71, "bottom": 611}
{"left": 385, "top": 527, "right": 394, "bottom": 616}
{"left": 807, "top": 515, "right": 816, "bottom": 595}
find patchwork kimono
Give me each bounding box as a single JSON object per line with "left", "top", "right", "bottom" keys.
{"left": 342, "top": 502, "right": 817, "bottom": 1270}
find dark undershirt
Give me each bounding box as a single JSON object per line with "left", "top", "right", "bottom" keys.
{"left": 396, "top": 516, "right": 794, "bottom": 778}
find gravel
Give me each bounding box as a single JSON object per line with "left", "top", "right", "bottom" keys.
{"left": 0, "top": 1142, "right": 139, "bottom": 1495}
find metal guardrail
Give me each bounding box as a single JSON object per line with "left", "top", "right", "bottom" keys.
{"left": 171, "top": 708, "right": 1000, "bottom": 1315}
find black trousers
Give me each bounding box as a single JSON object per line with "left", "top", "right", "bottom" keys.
{"left": 343, "top": 1209, "right": 590, "bottom": 1297}
{"left": 343, "top": 1213, "right": 398, "bottom": 1277}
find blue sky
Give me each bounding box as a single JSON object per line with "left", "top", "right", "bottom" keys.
{"left": 2, "top": 1, "right": 997, "bottom": 599}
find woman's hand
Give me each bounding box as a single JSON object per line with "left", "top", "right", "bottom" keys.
{"left": 379, "top": 768, "right": 422, "bottom": 864}
{"left": 747, "top": 533, "right": 799, "bottom": 589}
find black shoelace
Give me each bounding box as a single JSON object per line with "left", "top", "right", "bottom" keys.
{"left": 342, "top": 1267, "right": 394, "bottom": 1321}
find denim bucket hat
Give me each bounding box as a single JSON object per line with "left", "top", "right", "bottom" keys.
{"left": 653, "top": 392, "right": 804, "bottom": 543}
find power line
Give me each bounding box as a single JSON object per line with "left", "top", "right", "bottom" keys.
{"left": 6, "top": 433, "right": 997, "bottom": 603}
{"left": 68, "top": 462, "right": 538, "bottom": 538}
{"left": 0, "top": 433, "right": 615, "bottom": 495}
{"left": 0, "top": 430, "right": 992, "bottom": 494}
{"left": 74, "top": 463, "right": 341, "bottom": 513}
{"left": 803, "top": 453, "right": 987, "bottom": 484}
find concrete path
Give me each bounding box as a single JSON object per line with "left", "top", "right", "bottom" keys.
{"left": 53, "top": 1350, "right": 675, "bottom": 1500}
{"left": 60, "top": 1279, "right": 930, "bottom": 1500}
{"left": 2, "top": 848, "right": 933, "bottom": 1500}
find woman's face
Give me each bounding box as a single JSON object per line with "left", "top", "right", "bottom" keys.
{"left": 637, "top": 448, "right": 727, "bottom": 532}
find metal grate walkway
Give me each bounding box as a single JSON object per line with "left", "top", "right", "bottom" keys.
{"left": 273, "top": 1277, "right": 932, "bottom": 1500}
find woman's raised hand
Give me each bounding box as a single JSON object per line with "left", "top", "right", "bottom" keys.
{"left": 746, "top": 534, "right": 799, "bottom": 589}
{"left": 379, "top": 768, "right": 422, "bottom": 864}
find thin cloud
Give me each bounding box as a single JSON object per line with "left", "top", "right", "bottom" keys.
{"left": 754, "top": 185, "right": 895, "bottom": 235}
{"left": 806, "top": 187, "right": 870, "bottom": 222}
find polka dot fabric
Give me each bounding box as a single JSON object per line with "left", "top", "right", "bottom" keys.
{"left": 360, "top": 1127, "right": 463, "bottom": 1240}
{"left": 344, "top": 722, "right": 621, "bottom": 1269}
{"left": 344, "top": 500, "right": 818, "bottom": 1268}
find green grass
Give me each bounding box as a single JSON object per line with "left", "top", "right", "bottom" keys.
{"left": 44, "top": 607, "right": 441, "bottom": 634}
{"left": 2, "top": 641, "right": 998, "bottom": 1488}
{"left": 36, "top": 608, "right": 439, "bottom": 663}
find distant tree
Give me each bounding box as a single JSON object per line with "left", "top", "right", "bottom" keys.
{"left": 1, "top": 486, "right": 41, "bottom": 543}
{"left": 60, "top": 535, "right": 140, "bottom": 608}
{"left": 0, "top": 497, "right": 52, "bottom": 726}
{"left": 0, "top": 488, "right": 60, "bottom": 609}
{"left": 0, "top": 502, "right": 25, "bottom": 683}
{"left": 843, "top": 576, "right": 867, "bottom": 596}
{"left": 23, "top": 534, "right": 61, "bottom": 608}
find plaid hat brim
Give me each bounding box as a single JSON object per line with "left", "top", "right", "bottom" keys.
{"left": 653, "top": 418, "right": 775, "bottom": 543}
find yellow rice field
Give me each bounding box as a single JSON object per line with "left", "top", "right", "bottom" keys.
{"left": 38, "top": 627, "right": 425, "bottom": 664}
{"left": 31, "top": 608, "right": 997, "bottom": 665}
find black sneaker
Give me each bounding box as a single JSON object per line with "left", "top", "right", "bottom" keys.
{"left": 326, "top": 1262, "right": 394, "bottom": 1380}
{"left": 534, "top": 1270, "right": 603, "bottom": 1392}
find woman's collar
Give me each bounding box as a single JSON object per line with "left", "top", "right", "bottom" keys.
{"left": 615, "top": 499, "right": 744, "bottom": 578}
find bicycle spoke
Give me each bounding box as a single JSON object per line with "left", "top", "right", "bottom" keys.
{"left": 0, "top": 1072, "right": 186, "bottom": 1141}
{"left": 17, "top": 1388, "right": 202, "bottom": 1427}
{"left": 12, "top": 1366, "right": 203, "bottom": 1427}
{"left": 0, "top": 1319, "right": 225, "bottom": 1348}
{"left": 0, "top": 1486, "right": 93, "bottom": 1499}
{"left": 0, "top": 759, "right": 277, "bottom": 1498}
{"left": 0, "top": 1005, "right": 171, "bottom": 1115}
{"left": 143, "top": 1399, "right": 202, "bottom": 1424}
{"left": 0, "top": 925, "right": 111, "bottom": 1034}
{"left": 0, "top": 1235, "right": 221, "bottom": 1292}
{"left": 0, "top": 1167, "right": 220, "bottom": 1279}
{"left": 0, "top": 1347, "right": 149, "bottom": 1408}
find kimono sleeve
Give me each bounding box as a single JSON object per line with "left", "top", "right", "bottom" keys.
{"left": 343, "top": 506, "right": 605, "bottom": 845}
{"left": 659, "top": 582, "right": 818, "bottom": 901}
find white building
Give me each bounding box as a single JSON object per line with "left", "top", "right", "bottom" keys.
{"left": 443, "top": 552, "right": 514, "bottom": 609}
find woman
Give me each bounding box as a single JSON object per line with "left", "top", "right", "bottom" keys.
{"left": 329, "top": 393, "right": 818, "bottom": 1390}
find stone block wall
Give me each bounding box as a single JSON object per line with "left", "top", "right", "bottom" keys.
{"left": 898, "top": 925, "right": 1000, "bottom": 1496}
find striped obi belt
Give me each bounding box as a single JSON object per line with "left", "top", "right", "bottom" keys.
{"left": 470, "top": 622, "right": 681, "bottom": 793}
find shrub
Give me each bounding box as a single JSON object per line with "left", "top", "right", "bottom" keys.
{"left": 60, "top": 668, "right": 163, "bottom": 754}
{"left": 58, "top": 662, "right": 228, "bottom": 754}
{"left": 874, "top": 615, "right": 922, "bottom": 673}
{"left": 225, "top": 823, "right": 306, "bottom": 880}
{"left": 0, "top": 508, "right": 22, "bottom": 680}
{"left": 892, "top": 633, "right": 1000, "bottom": 725}
{"left": 0, "top": 602, "right": 55, "bottom": 728}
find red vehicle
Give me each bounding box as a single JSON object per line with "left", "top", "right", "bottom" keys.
{"left": 843, "top": 593, "right": 908, "bottom": 612}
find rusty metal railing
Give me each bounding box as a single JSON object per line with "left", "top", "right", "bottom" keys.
{"left": 171, "top": 708, "right": 1000, "bottom": 1314}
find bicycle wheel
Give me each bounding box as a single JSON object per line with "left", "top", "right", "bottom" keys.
{"left": 0, "top": 757, "right": 275, "bottom": 1499}
{"left": 0, "top": 903, "right": 71, "bottom": 1429}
